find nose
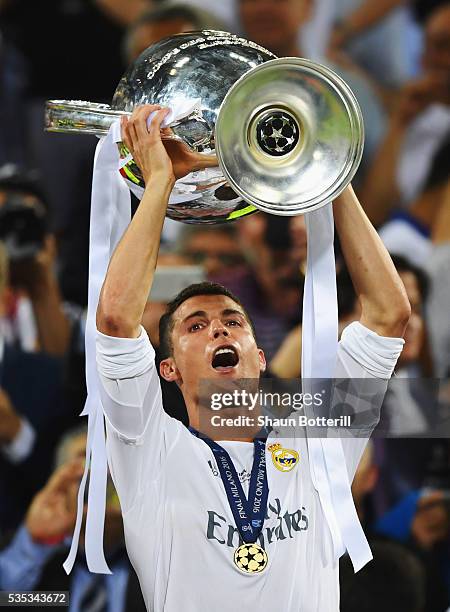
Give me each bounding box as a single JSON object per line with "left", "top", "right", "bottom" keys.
{"left": 209, "top": 319, "right": 230, "bottom": 340}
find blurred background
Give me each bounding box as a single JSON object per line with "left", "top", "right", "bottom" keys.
{"left": 0, "top": 0, "right": 449, "bottom": 610}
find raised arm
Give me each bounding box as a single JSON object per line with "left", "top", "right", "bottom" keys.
{"left": 97, "top": 105, "right": 217, "bottom": 339}
{"left": 96, "top": 105, "right": 176, "bottom": 339}
{"left": 333, "top": 185, "right": 410, "bottom": 337}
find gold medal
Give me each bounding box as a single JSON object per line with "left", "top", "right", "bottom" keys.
{"left": 234, "top": 543, "right": 268, "bottom": 574}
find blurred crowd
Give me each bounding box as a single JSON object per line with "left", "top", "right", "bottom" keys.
{"left": 0, "top": 0, "right": 449, "bottom": 610}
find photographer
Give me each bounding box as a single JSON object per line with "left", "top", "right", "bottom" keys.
{"left": 0, "top": 165, "right": 70, "bottom": 356}
{"left": 0, "top": 241, "right": 70, "bottom": 535}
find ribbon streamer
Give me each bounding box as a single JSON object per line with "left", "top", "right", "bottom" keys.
{"left": 302, "top": 203, "right": 372, "bottom": 572}
{"left": 64, "top": 98, "right": 203, "bottom": 574}
{"left": 64, "top": 123, "right": 131, "bottom": 574}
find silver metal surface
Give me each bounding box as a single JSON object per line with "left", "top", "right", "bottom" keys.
{"left": 45, "top": 100, "right": 128, "bottom": 136}
{"left": 45, "top": 31, "right": 275, "bottom": 224}
{"left": 45, "top": 33, "right": 364, "bottom": 222}
{"left": 216, "top": 58, "right": 364, "bottom": 215}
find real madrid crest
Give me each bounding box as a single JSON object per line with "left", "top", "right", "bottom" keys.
{"left": 268, "top": 443, "right": 299, "bottom": 472}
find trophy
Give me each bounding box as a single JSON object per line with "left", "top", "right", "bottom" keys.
{"left": 45, "top": 30, "right": 364, "bottom": 223}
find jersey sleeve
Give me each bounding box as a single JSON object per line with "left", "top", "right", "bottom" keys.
{"left": 334, "top": 321, "right": 404, "bottom": 481}
{"left": 96, "top": 326, "right": 182, "bottom": 513}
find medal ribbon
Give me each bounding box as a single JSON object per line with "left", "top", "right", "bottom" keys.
{"left": 200, "top": 436, "right": 269, "bottom": 543}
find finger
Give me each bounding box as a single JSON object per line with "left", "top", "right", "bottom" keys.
{"left": 161, "top": 126, "right": 173, "bottom": 138}
{"left": 65, "top": 480, "right": 79, "bottom": 517}
{"left": 45, "top": 460, "right": 84, "bottom": 494}
{"left": 148, "top": 108, "right": 171, "bottom": 139}
{"left": 127, "top": 119, "right": 140, "bottom": 154}
{"left": 128, "top": 103, "right": 161, "bottom": 123}
{"left": 131, "top": 104, "right": 163, "bottom": 142}
{"left": 120, "top": 116, "right": 131, "bottom": 151}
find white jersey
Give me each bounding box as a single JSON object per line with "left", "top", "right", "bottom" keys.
{"left": 96, "top": 321, "right": 403, "bottom": 612}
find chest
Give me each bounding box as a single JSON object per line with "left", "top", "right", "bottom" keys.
{"left": 158, "top": 438, "right": 317, "bottom": 549}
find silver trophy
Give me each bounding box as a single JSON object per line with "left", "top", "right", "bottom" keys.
{"left": 45, "top": 31, "right": 364, "bottom": 223}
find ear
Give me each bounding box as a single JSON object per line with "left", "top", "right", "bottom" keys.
{"left": 159, "top": 357, "right": 182, "bottom": 383}
{"left": 258, "top": 348, "right": 267, "bottom": 374}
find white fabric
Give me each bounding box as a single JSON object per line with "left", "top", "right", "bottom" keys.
{"left": 301, "top": 205, "right": 344, "bottom": 565}
{"left": 97, "top": 321, "right": 403, "bottom": 612}
{"left": 379, "top": 218, "right": 431, "bottom": 267}
{"left": 65, "top": 103, "right": 205, "bottom": 575}
{"left": 340, "top": 322, "right": 405, "bottom": 379}
{"left": 302, "top": 205, "right": 371, "bottom": 572}
{"left": 1, "top": 417, "right": 36, "bottom": 464}
{"left": 64, "top": 121, "right": 131, "bottom": 576}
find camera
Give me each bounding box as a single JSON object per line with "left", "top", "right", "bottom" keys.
{"left": 0, "top": 165, "right": 48, "bottom": 261}
{"left": 0, "top": 195, "right": 47, "bottom": 260}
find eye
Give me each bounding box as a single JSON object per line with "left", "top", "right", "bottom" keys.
{"left": 188, "top": 321, "right": 205, "bottom": 332}
{"left": 225, "top": 319, "right": 241, "bottom": 327}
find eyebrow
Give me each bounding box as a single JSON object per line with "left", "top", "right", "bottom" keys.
{"left": 181, "top": 308, "right": 246, "bottom": 325}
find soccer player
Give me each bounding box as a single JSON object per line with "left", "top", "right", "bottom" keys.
{"left": 96, "top": 105, "right": 410, "bottom": 611}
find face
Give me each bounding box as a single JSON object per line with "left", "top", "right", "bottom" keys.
{"left": 160, "top": 294, "right": 266, "bottom": 430}
{"left": 398, "top": 270, "right": 425, "bottom": 365}
{"left": 184, "top": 231, "right": 246, "bottom": 277}
{"left": 128, "top": 18, "right": 196, "bottom": 61}
{"left": 239, "top": 0, "right": 311, "bottom": 53}
{"left": 423, "top": 6, "right": 450, "bottom": 76}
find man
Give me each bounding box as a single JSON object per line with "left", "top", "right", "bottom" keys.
{"left": 0, "top": 167, "right": 71, "bottom": 355}
{"left": 0, "top": 242, "right": 71, "bottom": 535}
{"left": 0, "top": 453, "right": 82, "bottom": 591}
{"left": 0, "top": 427, "right": 147, "bottom": 612}
{"left": 93, "top": 104, "right": 410, "bottom": 611}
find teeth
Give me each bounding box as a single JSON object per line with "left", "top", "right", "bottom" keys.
{"left": 215, "top": 348, "right": 234, "bottom": 356}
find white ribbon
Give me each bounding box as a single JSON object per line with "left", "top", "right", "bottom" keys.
{"left": 302, "top": 204, "right": 372, "bottom": 572}
{"left": 64, "top": 123, "right": 131, "bottom": 574}
{"left": 64, "top": 97, "right": 203, "bottom": 574}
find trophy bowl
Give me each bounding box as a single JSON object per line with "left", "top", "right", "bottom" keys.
{"left": 45, "top": 31, "right": 364, "bottom": 223}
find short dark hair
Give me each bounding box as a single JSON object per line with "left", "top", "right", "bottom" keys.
{"left": 340, "top": 541, "right": 426, "bottom": 612}
{"left": 158, "top": 281, "right": 256, "bottom": 359}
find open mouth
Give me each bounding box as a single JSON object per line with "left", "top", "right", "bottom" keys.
{"left": 211, "top": 345, "right": 239, "bottom": 370}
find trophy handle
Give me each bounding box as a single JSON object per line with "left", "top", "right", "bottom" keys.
{"left": 44, "top": 100, "right": 191, "bottom": 141}
{"left": 45, "top": 100, "right": 130, "bottom": 136}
